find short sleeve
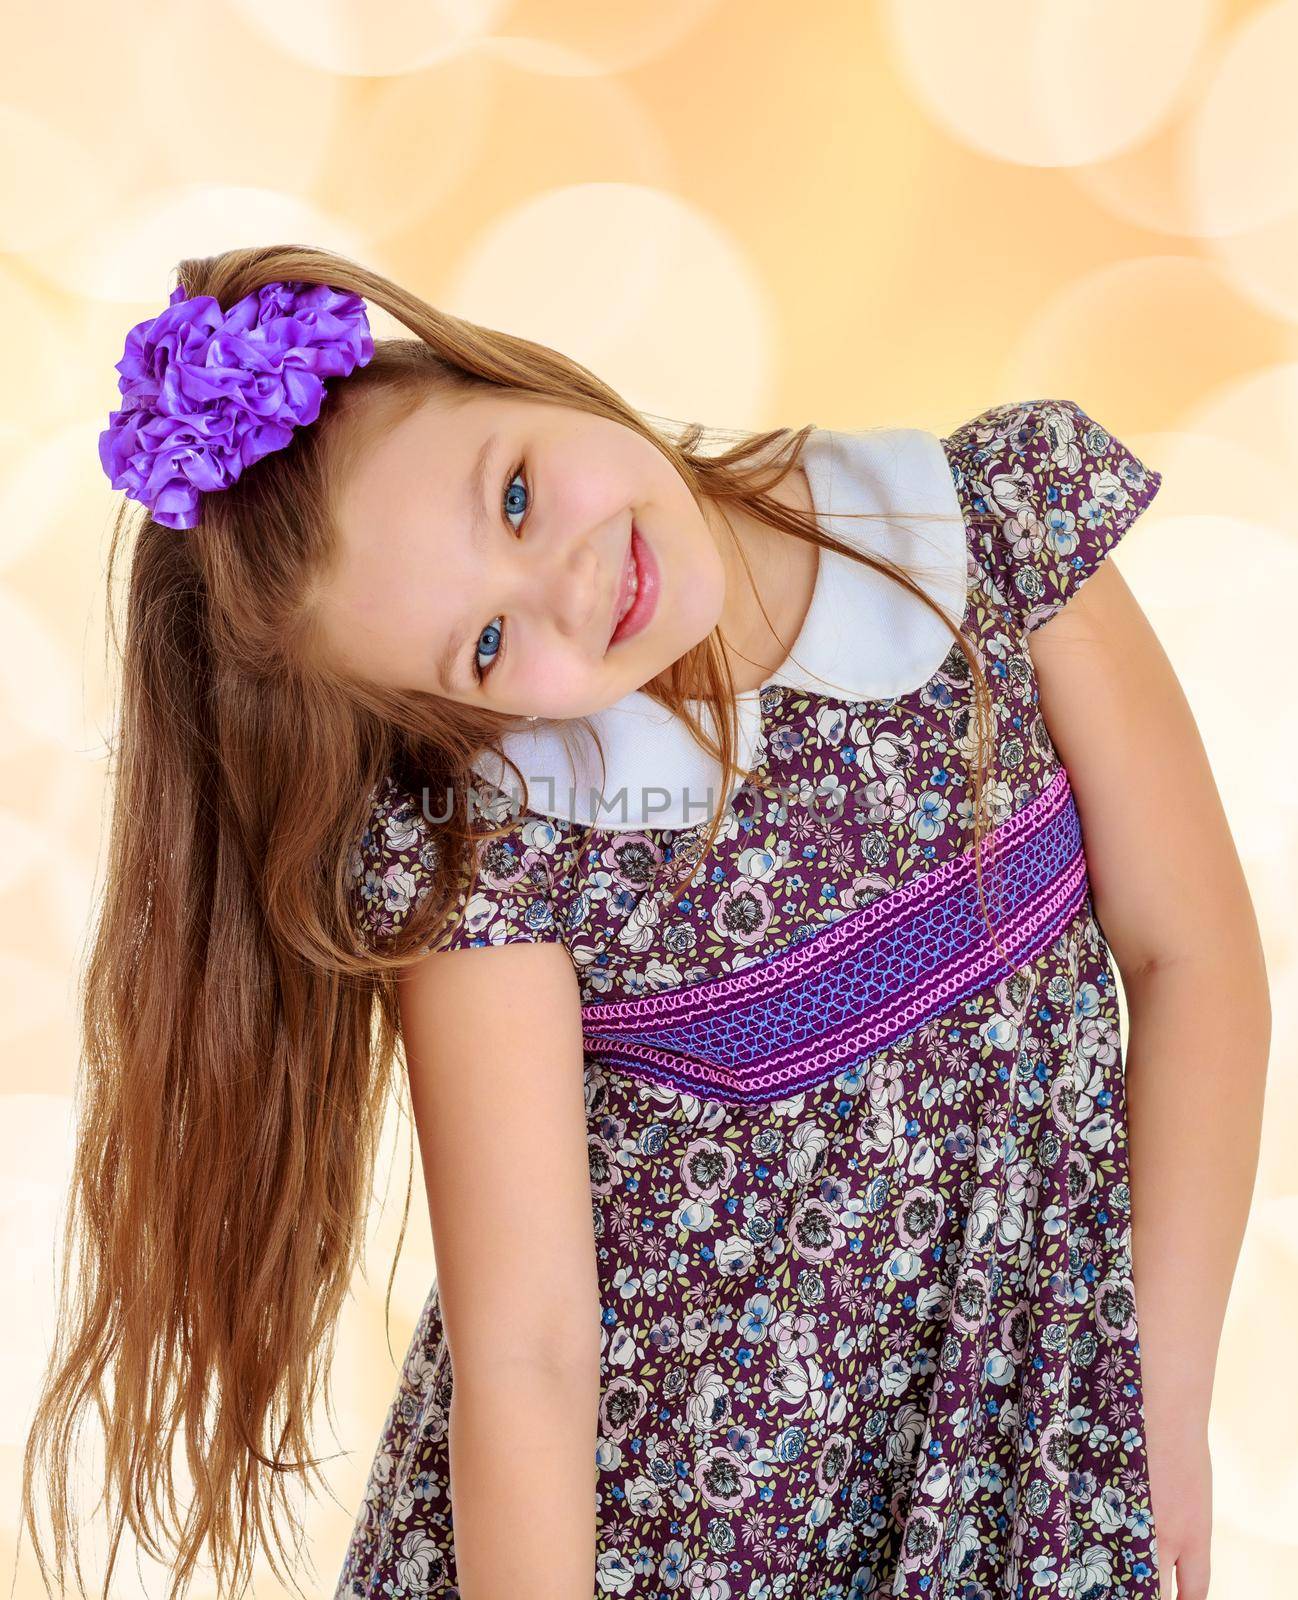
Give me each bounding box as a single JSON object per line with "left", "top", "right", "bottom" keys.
{"left": 347, "top": 773, "right": 567, "bottom": 954}
{"left": 942, "top": 397, "right": 1163, "bottom": 635}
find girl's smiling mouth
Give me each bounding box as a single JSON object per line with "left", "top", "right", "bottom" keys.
{"left": 608, "top": 522, "right": 658, "bottom": 648}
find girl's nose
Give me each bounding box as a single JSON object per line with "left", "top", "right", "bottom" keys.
{"left": 534, "top": 539, "right": 604, "bottom": 641}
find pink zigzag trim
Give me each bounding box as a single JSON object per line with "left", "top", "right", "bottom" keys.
{"left": 581, "top": 767, "right": 1089, "bottom": 1103}
{"left": 590, "top": 854, "right": 1087, "bottom": 1099}
{"left": 582, "top": 765, "right": 1072, "bottom": 1033}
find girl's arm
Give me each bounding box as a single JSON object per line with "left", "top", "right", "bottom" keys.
{"left": 1030, "top": 555, "right": 1271, "bottom": 1600}
{"left": 398, "top": 937, "right": 601, "bottom": 1600}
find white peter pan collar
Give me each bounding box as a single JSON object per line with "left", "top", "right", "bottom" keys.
{"left": 470, "top": 425, "right": 968, "bottom": 832}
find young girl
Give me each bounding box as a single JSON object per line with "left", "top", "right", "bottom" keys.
{"left": 21, "top": 243, "right": 1269, "bottom": 1600}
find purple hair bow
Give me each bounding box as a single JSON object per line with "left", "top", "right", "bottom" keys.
{"left": 98, "top": 279, "right": 374, "bottom": 530}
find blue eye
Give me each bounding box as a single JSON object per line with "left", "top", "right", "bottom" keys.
{"left": 473, "top": 463, "right": 529, "bottom": 683}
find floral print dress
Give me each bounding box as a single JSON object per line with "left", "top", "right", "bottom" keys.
{"left": 334, "top": 397, "right": 1165, "bottom": 1600}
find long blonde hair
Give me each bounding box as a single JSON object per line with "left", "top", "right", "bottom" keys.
{"left": 19, "top": 242, "right": 1006, "bottom": 1599}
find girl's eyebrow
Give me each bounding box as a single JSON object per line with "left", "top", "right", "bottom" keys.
{"left": 434, "top": 432, "right": 498, "bottom": 693}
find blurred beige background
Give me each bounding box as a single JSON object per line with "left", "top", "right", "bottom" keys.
{"left": 3, "top": 0, "right": 1295, "bottom": 1594}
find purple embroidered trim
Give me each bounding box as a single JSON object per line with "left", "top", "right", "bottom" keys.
{"left": 581, "top": 766, "right": 1089, "bottom": 1105}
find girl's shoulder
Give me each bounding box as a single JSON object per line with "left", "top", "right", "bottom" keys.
{"left": 940, "top": 396, "right": 1164, "bottom": 638}
{"left": 347, "top": 772, "right": 572, "bottom": 955}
